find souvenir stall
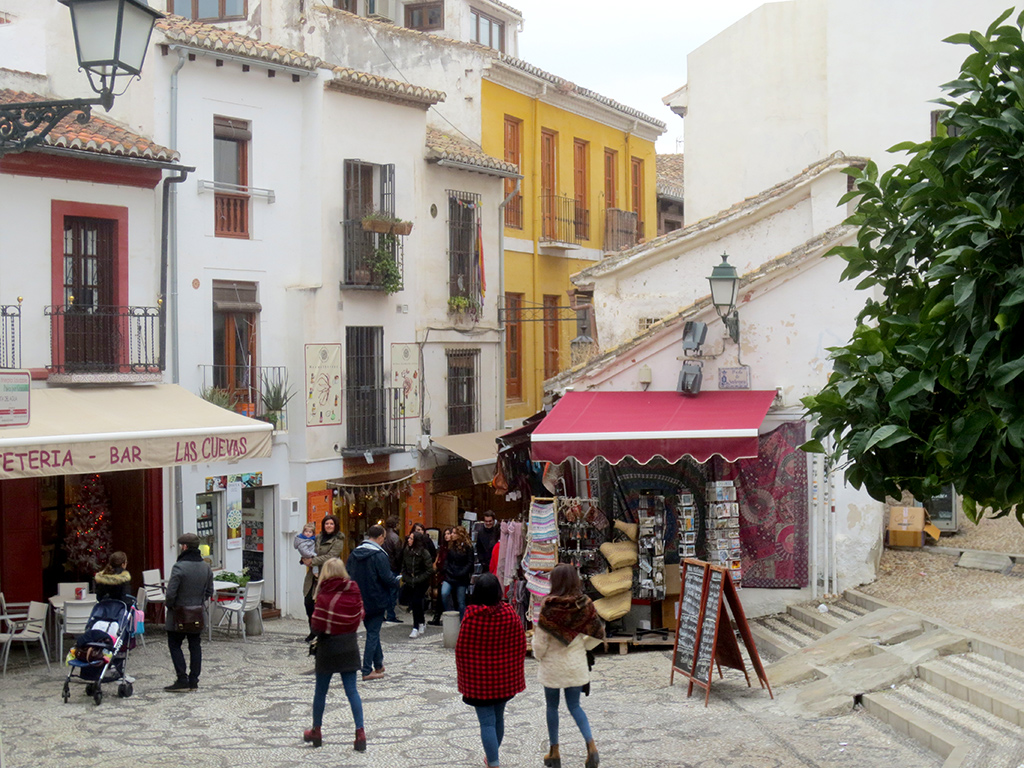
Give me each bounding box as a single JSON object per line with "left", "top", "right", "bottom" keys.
{"left": 325, "top": 473, "right": 415, "bottom": 557}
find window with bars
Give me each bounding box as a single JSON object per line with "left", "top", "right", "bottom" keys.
{"left": 447, "top": 349, "right": 479, "bottom": 435}
{"left": 343, "top": 160, "right": 399, "bottom": 288}
{"left": 346, "top": 326, "right": 386, "bottom": 448}
{"left": 62, "top": 217, "right": 118, "bottom": 371}
{"left": 448, "top": 190, "right": 481, "bottom": 302}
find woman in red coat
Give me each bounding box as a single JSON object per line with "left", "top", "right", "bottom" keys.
{"left": 455, "top": 573, "right": 526, "bottom": 768}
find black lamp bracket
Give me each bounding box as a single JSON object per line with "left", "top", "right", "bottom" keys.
{"left": 0, "top": 96, "right": 104, "bottom": 157}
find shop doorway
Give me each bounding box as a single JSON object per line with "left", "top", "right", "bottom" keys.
{"left": 242, "top": 486, "right": 276, "bottom": 605}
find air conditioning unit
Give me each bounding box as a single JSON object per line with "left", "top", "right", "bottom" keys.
{"left": 367, "top": 0, "right": 395, "bottom": 22}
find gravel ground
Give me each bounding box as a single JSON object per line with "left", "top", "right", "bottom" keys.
{"left": 931, "top": 512, "right": 1024, "bottom": 554}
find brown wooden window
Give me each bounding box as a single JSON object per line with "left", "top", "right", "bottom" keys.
{"left": 214, "top": 116, "right": 250, "bottom": 239}
{"left": 505, "top": 292, "right": 523, "bottom": 401}
{"left": 172, "top": 0, "right": 247, "bottom": 21}
{"left": 61, "top": 217, "right": 118, "bottom": 372}
{"left": 631, "top": 156, "right": 644, "bottom": 238}
{"left": 212, "top": 280, "right": 260, "bottom": 407}
{"left": 604, "top": 149, "right": 617, "bottom": 209}
{"left": 504, "top": 116, "right": 523, "bottom": 229}
{"left": 543, "top": 294, "right": 560, "bottom": 379}
{"left": 406, "top": 1, "right": 443, "bottom": 29}
{"left": 470, "top": 8, "right": 504, "bottom": 52}
{"left": 573, "top": 139, "right": 589, "bottom": 241}
{"left": 541, "top": 129, "right": 557, "bottom": 240}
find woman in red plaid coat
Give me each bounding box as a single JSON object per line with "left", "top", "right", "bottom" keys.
{"left": 456, "top": 573, "right": 526, "bottom": 768}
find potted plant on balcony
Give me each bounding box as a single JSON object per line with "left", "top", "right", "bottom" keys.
{"left": 369, "top": 234, "right": 403, "bottom": 295}
{"left": 447, "top": 295, "right": 481, "bottom": 324}
{"left": 259, "top": 372, "right": 295, "bottom": 431}
{"left": 200, "top": 386, "right": 236, "bottom": 411}
{"left": 361, "top": 210, "right": 413, "bottom": 236}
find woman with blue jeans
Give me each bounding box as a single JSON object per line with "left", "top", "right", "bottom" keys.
{"left": 443, "top": 525, "right": 474, "bottom": 617}
{"left": 456, "top": 573, "right": 526, "bottom": 768}
{"left": 304, "top": 558, "right": 367, "bottom": 752}
{"left": 533, "top": 563, "right": 606, "bottom": 768}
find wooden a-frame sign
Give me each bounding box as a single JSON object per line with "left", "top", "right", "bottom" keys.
{"left": 670, "top": 558, "right": 773, "bottom": 705}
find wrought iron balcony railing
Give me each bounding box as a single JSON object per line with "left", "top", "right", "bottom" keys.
{"left": 344, "top": 385, "right": 407, "bottom": 452}
{"left": 45, "top": 304, "right": 162, "bottom": 375}
{"left": 199, "top": 364, "right": 291, "bottom": 430}
{"left": 540, "top": 194, "right": 588, "bottom": 245}
{"left": 1, "top": 303, "right": 21, "bottom": 369}
{"left": 340, "top": 220, "right": 405, "bottom": 291}
{"left": 604, "top": 207, "right": 640, "bottom": 252}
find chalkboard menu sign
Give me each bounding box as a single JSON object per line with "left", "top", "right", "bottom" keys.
{"left": 675, "top": 562, "right": 705, "bottom": 666}
{"left": 692, "top": 569, "right": 723, "bottom": 682}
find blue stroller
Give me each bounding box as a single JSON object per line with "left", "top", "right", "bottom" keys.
{"left": 61, "top": 597, "right": 137, "bottom": 705}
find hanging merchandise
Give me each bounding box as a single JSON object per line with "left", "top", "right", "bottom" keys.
{"left": 523, "top": 498, "right": 557, "bottom": 623}
{"left": 554, "top": 497, "right": 606, "bottom": 579}
{"left": 636, "top": 495, "right": 667, "bottom": 599}
{"left": 705, "top": 480, "right": 742, "bottom": 587}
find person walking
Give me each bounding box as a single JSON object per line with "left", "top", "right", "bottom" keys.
{"left": 346, "top": 525, "right": 400, "bottom": 681}
{"left": 302, "top": 515, "right": 344, "bottom": 642}
{"left": 533, "top": 563, "right": 606, "bottom": 768}
{"left": 94, "top": 551, "right": 131, "bottom": 602}
{"left": 382, "top": 516, "right": 403, "bottom": 624}
{"left": 455, "top": 573, "right": 526, "bottom": 768}
{"left": 442, "top": 525, "right": 473, "bottom": 618}
{"left": 164, "top": 533, "right": 214, "bottom": 692}
{"left": 303, "top": 558, "right": 367, "bottom": 753}
{"left": 475, "top": 512, "right": 500, "bottom": 574}
{"left": 401, "top": 530, "right": 434, "bottom": 638}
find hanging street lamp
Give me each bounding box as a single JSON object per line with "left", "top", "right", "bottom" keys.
{"left": 707, "top": 253, "right": 741, "bottom": 344}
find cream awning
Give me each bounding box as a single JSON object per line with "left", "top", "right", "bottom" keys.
{"left": 431, "top": 429, "right": 506, "bottom": 484}
{"left": 0, "top": 384, "right": 273, "bottom": 480}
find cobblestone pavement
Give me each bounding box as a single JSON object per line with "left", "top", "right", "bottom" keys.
{"left": 0, "top": 615, "right": 942, "bottom": 768}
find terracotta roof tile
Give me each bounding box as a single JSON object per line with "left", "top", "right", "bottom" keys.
{"left": 425, "top": 127, "right": 519, "bottom": 176}
{"left": 157, "top": 16, "right": 322, "bottom": 71}
{"left": 0, "top": 88, "right": 178, "bottom": 161}
{"left": 482, "top": 0, "right": 523, "bottom": 18}
{"left": 328, "top": 66, "right": 445, "bottom": 108}
{"left": 656, "top": 153, "right": 684, "bottom": 200}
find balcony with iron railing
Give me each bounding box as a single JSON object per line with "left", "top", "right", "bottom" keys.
{"left": 199, "top": 364, "right": 291, "bottom": 430}
{"left": 340, "top": 220, "right": 405, "bottom": 292}
{"left": 604, "top": 207, "right": 640, "bottom": 253}
{"left": 540, "top": 194, "right": 588, "bottom": 247}
{"left": 343, "top": 385, "right": 408, "bottom": 454}
{"left": 1, "top": 302, "right": 21, "bottom": 369}
{"left": 45, "top": 304, "right": 163, "bottom": 382}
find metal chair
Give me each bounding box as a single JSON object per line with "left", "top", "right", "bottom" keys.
{"left": 142, "top": 569, "right": 165, "bottom": 623}
{"left": 58, "top": 597, "right": 97, "bottom": 660}
{"left": 0, "top": 601, "right": 51, "bottom": 676}
{"left": 214, "top": 580, "right": 264, "bottom": 642}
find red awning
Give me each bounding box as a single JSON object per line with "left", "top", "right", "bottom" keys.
{"left": 530, "top": 390, "right": 777, "bottom": 466}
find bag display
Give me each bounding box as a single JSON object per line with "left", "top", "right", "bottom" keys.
{"left": 589, "top": 567, "right": 633, "bottom": 597}
{"left": 592, "top": 589, "right": 631, "bottom": 621}
{"left": 599, "top": 541, "right": 638, "bottom": 570}
{"left": 172, "top": 605, "right": 205, "bottom": 634}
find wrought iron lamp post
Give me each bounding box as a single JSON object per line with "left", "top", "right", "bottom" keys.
{"left": 707, "top": 253, "right": 741, "bottom": 343}
{"left": 0, "top": 0, "right": 160, "bottom": 156}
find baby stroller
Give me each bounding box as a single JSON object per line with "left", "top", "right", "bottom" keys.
{"left": 61, "top": 596, "right": 137, "bottom": 706}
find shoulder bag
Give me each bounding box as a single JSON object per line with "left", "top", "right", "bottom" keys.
{"left": 172, "top": 605, "right": 205, "bottom": 634}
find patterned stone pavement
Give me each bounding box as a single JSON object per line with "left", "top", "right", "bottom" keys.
{"left": 0, "top": 616, "right": 940, "bottom": 768}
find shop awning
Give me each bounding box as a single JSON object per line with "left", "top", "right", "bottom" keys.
{"left": 0, "top": 384, "right": 273, "bottom": 480}
{"left": 531, "top": 390, "right": 777, "bottom": 465}
{"left": 431, "top": 429, "right": 506, "bottom": 484}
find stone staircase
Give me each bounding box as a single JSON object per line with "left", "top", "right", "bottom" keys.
{"left": 751, "top": 590, "right": 1024, "bottom": 767}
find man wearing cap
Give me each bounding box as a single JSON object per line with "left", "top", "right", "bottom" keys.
{"left": 164, "top": 532, "right": 214, "bottom": 692}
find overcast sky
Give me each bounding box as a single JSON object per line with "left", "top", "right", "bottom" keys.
{"left": 510, "top": 0, "right": 773, "bottom": 153}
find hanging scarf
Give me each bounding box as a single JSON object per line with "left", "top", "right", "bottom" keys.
{"left": 538, "top": 593, "right": 605, "bottom": 646}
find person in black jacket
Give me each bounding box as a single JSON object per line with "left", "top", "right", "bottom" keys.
{"left": 164, "top": 533, "right": 214, "bottom": 692}
{"left": 346, "top": 526, "right": 400, "bottom": 681}
{"left": 401, "top": 531, "right": 434, "bottom": 639}
{"left": 381, "top": 516, "right": 402, "bottom": 624}
{"left": 475, "top": 512, "right": 500, "bottom": 574}
{"left": 443, "top": 525, "right": 474, "bottom": 618}
{"left": 94, "top": 551, "right": 132, "bottom": 602}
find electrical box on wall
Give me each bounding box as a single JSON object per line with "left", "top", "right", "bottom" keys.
{"left": 281, "top": 497, "right": 300, "bottom": 533}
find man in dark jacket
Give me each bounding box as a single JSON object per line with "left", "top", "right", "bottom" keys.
{"left": 475, "top": 511, "right": 500, "bottom": 574}
{"left": 346, "top": 525, "right": 400, "bottom": 681}
{"left": 381, "top": 516, "right": 402, "bottom": 623}
{"left": 164, "top": 532, "right": 214, "bottom": 692}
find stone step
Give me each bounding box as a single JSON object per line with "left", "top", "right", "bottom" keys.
{"left": 918, "top": 653, "right": 1024, "bottom": 727}
{"left": 749, "top": 613, "right": 824, "bottom": 661}
{"left": 788, "top": 602, "right": 847, "bottom": 634}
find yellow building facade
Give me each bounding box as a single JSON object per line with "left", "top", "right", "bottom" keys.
{"left": 480, "top": 67, "right": 664, "bottom": 422}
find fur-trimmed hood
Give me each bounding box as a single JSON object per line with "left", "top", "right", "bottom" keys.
{"left": 94, "top": 569, "right": 131, "bottom": 586}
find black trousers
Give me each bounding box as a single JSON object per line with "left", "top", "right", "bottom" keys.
{"left": 167, "top": 630, "right": 202, "bottom": 684}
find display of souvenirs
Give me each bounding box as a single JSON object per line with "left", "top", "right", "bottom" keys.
{"left": 555, "top": 497, "right": 606, "bottom": 580}
{"left": 705, "top": 481, "right": 742, "bottom": 587}
{"left": 636, "top": 495, "right": 666, "bottom": 599}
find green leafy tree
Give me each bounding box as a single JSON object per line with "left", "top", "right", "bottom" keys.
{"left": 802, "top": 9, "right": 1024, "bottom": 523}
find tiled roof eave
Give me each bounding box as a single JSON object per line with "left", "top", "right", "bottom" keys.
{"left": 326, "top": 78, "right": 444, "bottom": 109}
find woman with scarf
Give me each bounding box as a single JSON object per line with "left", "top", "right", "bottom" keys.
{"left": 533, "top": 563, "right": 605, "bottom": 768}
{"left": 304, "top": 557, "right": 367, "bottom": 752}
{"left": 455, "top": 573, "right": 526, "bottom": 768}
{"left": 302, "top": 515, "right": 344, "bottom": 642}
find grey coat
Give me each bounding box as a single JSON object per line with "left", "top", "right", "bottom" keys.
{"left": 164, "top": 548, "right": 214, "bottom": 631}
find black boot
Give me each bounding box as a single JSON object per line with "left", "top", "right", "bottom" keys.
{"left": 164, "top": 678, "right": 190, "bottom": 692}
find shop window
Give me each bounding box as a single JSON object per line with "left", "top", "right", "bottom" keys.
{"left": 172, "top": 0, "right": 247, "bottom": 21}
{"left": 505, "top": 292, "right": 523, "bottom": 401}
{"left": 543, "top": 294, "right": 560, "bottom": 379}
{"left": 470, "top": 8, "right": 504, "bottom": 52}
{"left": 213, "top": 116, "right": 251, "bottom": 238}
{"left": 448, "top": 190, "right": 481, "bottom": 303}
{"left": 503, "top": 116, "right": 522, "bottom": 229}
{"left": 212, "top": 280, "right": 260, "bottom": 408}
{"left": 406, "top": 1, "right": 443, "bottom": 30}
{"left": 447, "top": 349, "right": 479, "bottom": 435}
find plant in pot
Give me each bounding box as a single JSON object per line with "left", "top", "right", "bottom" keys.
{"left": 369, "top": 234, "right": 403, "bottom": 295}
{"left": 200, "top": 385, "right": 236, "bottom": 410}
{"left": 361, "top": 210, "right": 413, "bottom": 236}
{"left": 447, "top": 295, "right": 480, "bottom": 318}
{"left": 259, "top": 372, "right": 295, "bottom": 430}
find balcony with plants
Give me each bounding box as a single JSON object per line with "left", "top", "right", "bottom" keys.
{"left": 199, "top": 365, "right": 294, "bottom": 431}
{"left": 340, "top": 213, "right": 410, "bottom": 293}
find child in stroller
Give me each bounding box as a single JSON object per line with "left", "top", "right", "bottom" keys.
{"left": 62, "top": 596, "right": 138, "bottom": 706}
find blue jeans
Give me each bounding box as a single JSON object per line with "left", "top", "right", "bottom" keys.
{"left": 474, "top": 700, "right": 507, "bottom": 767}
{"left": 312, "top": 670, "right": 363, "bottom": 730}
{"left": 441, "top": 581, "right": 467, "bottom": 617}
{"left": 361, "top": 613, "right": 385, "bottom": 676}
{"left": 386, "top": 575, "right": 400, "bottom": 621}
{"left": 544, "top": 686, "right": 592, "bottom": 745}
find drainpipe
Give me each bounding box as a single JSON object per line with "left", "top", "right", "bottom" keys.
{"left": 169, "top": 47, "right": 188, "bottom": 542}
{"left": 497, "top": 178, "right": 521, "bottom": 429}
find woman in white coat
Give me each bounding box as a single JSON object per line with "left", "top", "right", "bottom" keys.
{"left": 533, "top": 563, "right": 605, "bottom": 768}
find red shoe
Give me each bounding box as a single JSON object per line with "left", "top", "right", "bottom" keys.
{"left": 354, "top": 727, "right": 366, "bottom": 752}
{"left": 303, "top": 726, "right": 322, "bottom": 747}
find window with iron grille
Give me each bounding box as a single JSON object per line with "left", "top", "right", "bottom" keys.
{"left": 448, "top": 190, "right": 481, "bottom": 302}
{"left": 447, "top": 349, "right": 479, "bottom": 435}
{"left": 343, "top": 160, "right": 400, "bottom": 289}
{"left": 62, "top": 217, "right": 117, "bottom": 371}
{"left": 346, "top": 326, "right": 386, "bottom": 448}
{"left": 638, "top": 317, "right": 659, "bottom": 333}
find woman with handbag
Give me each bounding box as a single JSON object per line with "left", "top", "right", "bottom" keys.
{"left": 164, "top": 532, "right": 214, "bottom": 692}
{"left": 302, "top": 515, "right": 344, "bottom": 642}
{"left": 533, "top": 563, "right": 606, "bottom": 768}
{"left": 304, "top": 557, "right": 367, "bottom": 752}
{"left": 401, "top": 530, "right": 434, "bottom": 638}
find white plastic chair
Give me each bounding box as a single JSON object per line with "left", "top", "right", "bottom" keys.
{"left": 0, "top": 592, "right": 29, "bottom": 634}
{"left": 142, "top": 569, "right": 165, "bottom": 622}
{"left": 215, "top": 581, "right": 264, "bottom": 642}
{"left": 58, "top": 598, "right": 97, "bottom": 660}
{"left": 0, "top": 601, "right": 51, "bottom": 676}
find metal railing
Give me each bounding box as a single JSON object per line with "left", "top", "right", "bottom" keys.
{"left": 0, "top": 303, "right": 20, "bottom": 369}
{"left": 345, "top": 385, "right": 407, "bottom": 451}
{"left": 199, "top": 364, "right": 290, "bottom": 429}
{"left": 45, "top": 304, "right": 162, "bottom": 374}
{"left": 540, "top": 194, "right": 587, "bottom": 245}
{"left": 604, "top": 207, "right": 639, "bottom": 252}
{"left": 215, "top": 191, "right": 250, "bottom": 238}
{"left": 340, "top": 220, "right": 405, "bottom": 291}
